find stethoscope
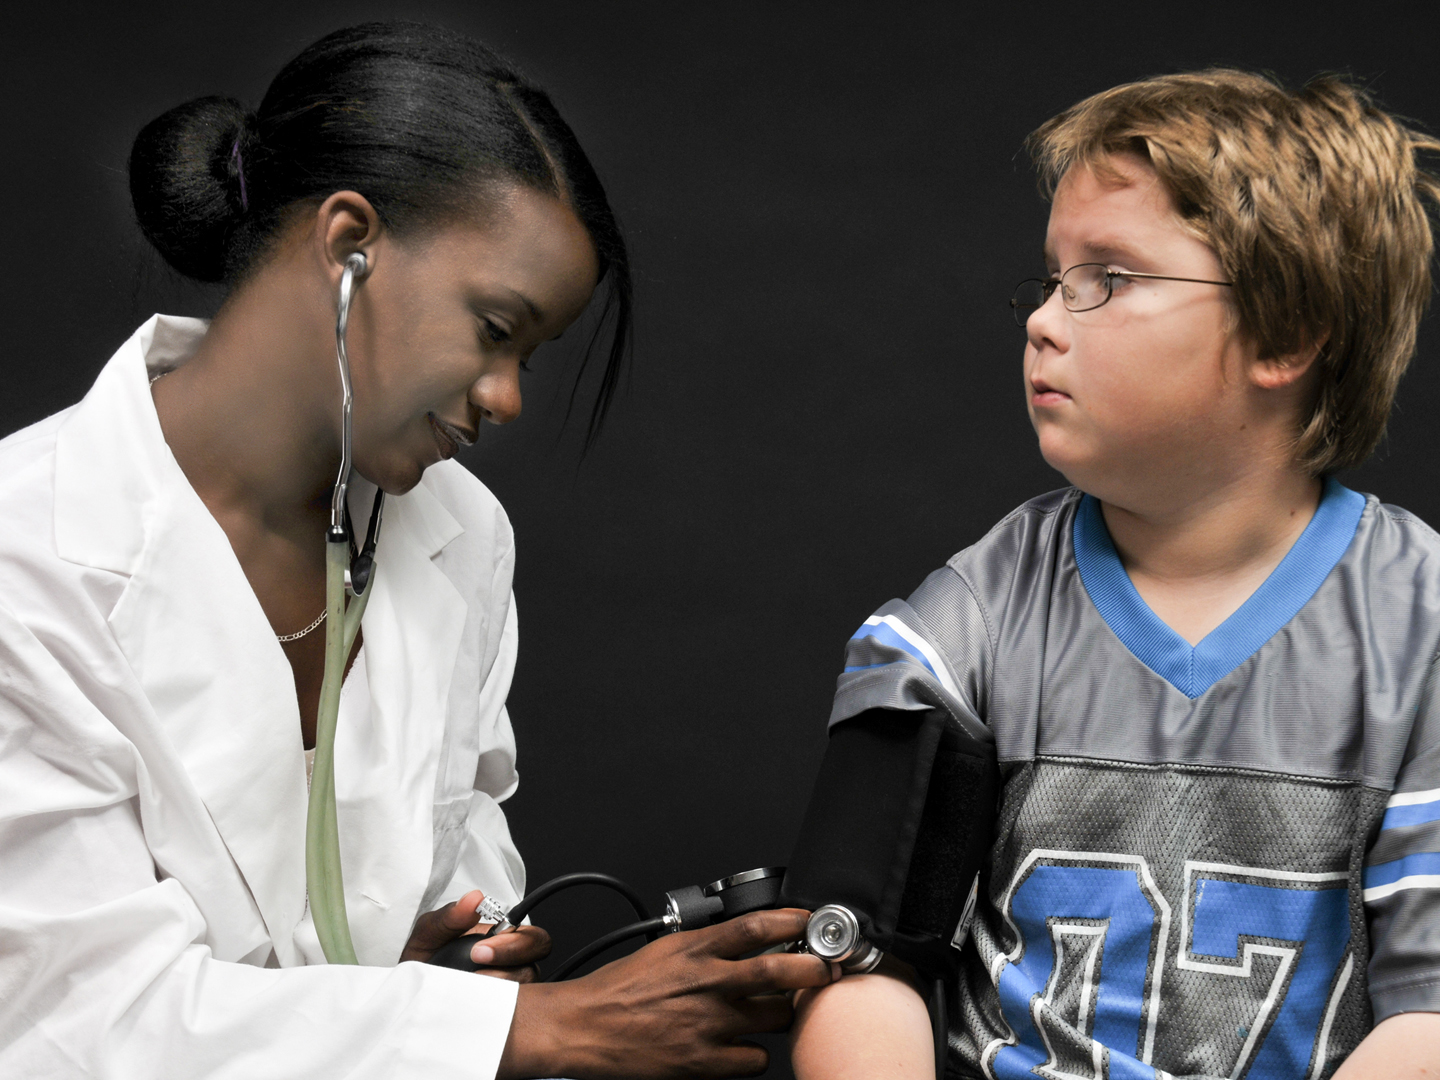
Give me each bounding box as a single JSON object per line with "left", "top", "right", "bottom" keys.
{"left": 307, "top": 251, "right": 386, "bottom": 965}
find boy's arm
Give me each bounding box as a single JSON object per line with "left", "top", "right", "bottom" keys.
{"left": 795, "top": 569, "right": 993, "bottom": 1080}
{"left": 791, "top": 962, "right": 934, "bottom": 1080}
{"left": 1332, "top": 1012, "right": 1440, "bottom": 1078}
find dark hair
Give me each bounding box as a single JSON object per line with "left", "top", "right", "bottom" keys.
{"left": 128, "top": 21, "right": 631, "bottom": 445}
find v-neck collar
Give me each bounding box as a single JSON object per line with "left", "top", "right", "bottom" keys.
{"left": 1072, "top": 478, "right": 1366, "bottom": 699}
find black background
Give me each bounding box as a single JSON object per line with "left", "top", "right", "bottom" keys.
{"left": 6, "top": 3, "right": 1440, "bottom": 1075}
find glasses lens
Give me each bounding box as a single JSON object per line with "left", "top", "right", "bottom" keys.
{"left": 1010, "top": 280, "right": 1049, "bottom": 327}
{"left": 1060, "top": 264, "right": 1110, "bottom": 312}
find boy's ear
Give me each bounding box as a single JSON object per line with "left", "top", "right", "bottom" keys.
{"left": 1249, "top": 336, "right": 1328, "bottom": 391}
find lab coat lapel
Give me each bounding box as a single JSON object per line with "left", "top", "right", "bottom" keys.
{"left": 56, "top": 316, "right": 311, "bottom": 963}
{"left": 108, "top": 478, "right": 311, "bottom": 961}
{"left": 337, "top": 478, "right": 467, "bottom": 962}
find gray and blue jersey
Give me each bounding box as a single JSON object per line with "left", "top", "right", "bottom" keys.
{"left": 832, "top": 480, "right": 1440, "bottom": 1079}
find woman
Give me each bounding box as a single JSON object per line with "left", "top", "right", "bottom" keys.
{"left": 0, "top": 21, "right": 826, "bottom": 1079}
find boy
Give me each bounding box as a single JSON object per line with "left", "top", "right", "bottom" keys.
{"left": 791, "top": 71, "right": 1440, "bottom": 1078}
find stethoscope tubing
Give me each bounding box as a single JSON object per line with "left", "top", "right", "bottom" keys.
{"left": 306, "top": 251, "right": 385, "bottom": 965}
{"left": 305, "top": 541, "right": 363, "bottom": 964}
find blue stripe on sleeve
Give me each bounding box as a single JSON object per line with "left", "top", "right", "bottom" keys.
{"left": 845, "top": 620, "right": 939, "bottom": 681}
{"left": 1381, "top": 801, "right": 1440, "bottom": 832}
{"left": 1364, "top": 851, "right": 1440, "bottom": 891}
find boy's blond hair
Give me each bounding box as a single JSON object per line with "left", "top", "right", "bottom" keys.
{"left": 1029, "top": 70, "right": 1440, "bottom": 474}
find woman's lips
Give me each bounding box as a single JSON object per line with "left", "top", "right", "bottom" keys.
{"left": 427, "top": 414, "right": 476, "bottom": 460}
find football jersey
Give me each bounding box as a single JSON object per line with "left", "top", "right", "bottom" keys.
{"left": 832, "top": 480, "right": 1440, "bottom": 1080}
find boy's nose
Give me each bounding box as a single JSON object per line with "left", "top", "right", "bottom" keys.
{"left": 1025, "top": 289, "right": 1068, "bottom": 352}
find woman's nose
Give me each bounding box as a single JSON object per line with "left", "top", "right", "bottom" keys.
{"left": 471, "top": 365, "right": 522, "bottom": 425}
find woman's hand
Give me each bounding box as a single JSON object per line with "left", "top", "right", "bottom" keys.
{"left": 498, "top": 908, "right": 834, "bottom": 1079}
{"left": 400, "top": 889, "right": 551, "bottom": 982}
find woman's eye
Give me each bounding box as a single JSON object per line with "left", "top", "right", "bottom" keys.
{"left": 480, "top": 319, "right": 511, "bottom": 345}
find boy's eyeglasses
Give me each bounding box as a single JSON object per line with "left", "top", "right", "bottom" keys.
{"left": 1010, "top": 262, "right": 1234, "bottom": 328}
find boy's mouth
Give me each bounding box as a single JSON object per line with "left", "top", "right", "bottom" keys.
{"left": 1029, "top": 377, "right": 1071, "bottom": 407}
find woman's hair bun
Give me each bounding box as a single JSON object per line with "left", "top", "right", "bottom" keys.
{"left": 128, "top": 96, "right": 252, "bottom": 283}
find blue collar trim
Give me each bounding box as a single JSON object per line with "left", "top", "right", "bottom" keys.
{"left": 1072, "top": 478, "right": 1366, "bottom": 699}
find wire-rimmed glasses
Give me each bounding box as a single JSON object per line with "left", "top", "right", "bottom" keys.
{"left": 1010, "top": 262, "right": 1233, "bottom": 328}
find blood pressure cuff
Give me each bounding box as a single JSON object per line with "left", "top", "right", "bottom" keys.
{"left": 780, "top": 706, "right": 998, "bottom": 982}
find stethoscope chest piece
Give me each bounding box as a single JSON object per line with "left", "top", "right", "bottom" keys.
{"left": 804, "top": 905, "right": 883, "bottom": 974}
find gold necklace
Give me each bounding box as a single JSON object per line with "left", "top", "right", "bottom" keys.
{"left": 277, "top": 608, "right": 328, "bottom": 643}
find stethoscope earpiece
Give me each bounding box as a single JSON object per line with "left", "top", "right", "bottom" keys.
{"left": 331, "top": 253, "right": 368, "bottom": 538}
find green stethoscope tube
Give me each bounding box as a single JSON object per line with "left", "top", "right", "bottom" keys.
{"left": 305, "top": 251, "right": 383, "bottom": 965}
{"left": 304, "top": 539, "right": 372, "bottom": 965}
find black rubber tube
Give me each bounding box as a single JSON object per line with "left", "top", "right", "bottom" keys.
{"left": 482, "top": 872, "right": 654, "bottom": 941}
{"left": 546, "top": 917, "right": 668, "bottom": 981}
{"left": 930, "top": 977, "right": 947, "bottom": 1078}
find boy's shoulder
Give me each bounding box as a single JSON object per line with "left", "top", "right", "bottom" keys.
{"left": 945, "top": 486, "right": 1079, "bottom": 569}
{"left": 1313, "top": 490, "right": 1440, "bottom": 604}
{"left": 1362, "top": 495, "right": 1440, "bottom": 552}
{"left": 1340, "top": 492, "right": 1440, "bottom": 641}
{"left": 922, "top": 487, "right": 1083, "bottom": 631}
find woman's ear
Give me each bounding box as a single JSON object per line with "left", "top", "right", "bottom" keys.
{"left": 313, "top": 191, "right": 384, "bottom": 280}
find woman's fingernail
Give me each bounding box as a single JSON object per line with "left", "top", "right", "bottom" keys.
{"left": 471, "top": 943, "right": 496, "bottom": 965}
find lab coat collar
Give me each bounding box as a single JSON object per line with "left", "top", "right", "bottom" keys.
{"left": 54, "top": 315, "right": 198, "bottom": 574}
{"left": 52, "top": 316, "right": 469, "bottom": 964}
{"left": 392, "top": 467, "right": 465, "bottom": 558}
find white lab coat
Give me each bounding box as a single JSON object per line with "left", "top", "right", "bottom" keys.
{"left": 0, "top": 316, "right": 528, "bottom": 1077}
